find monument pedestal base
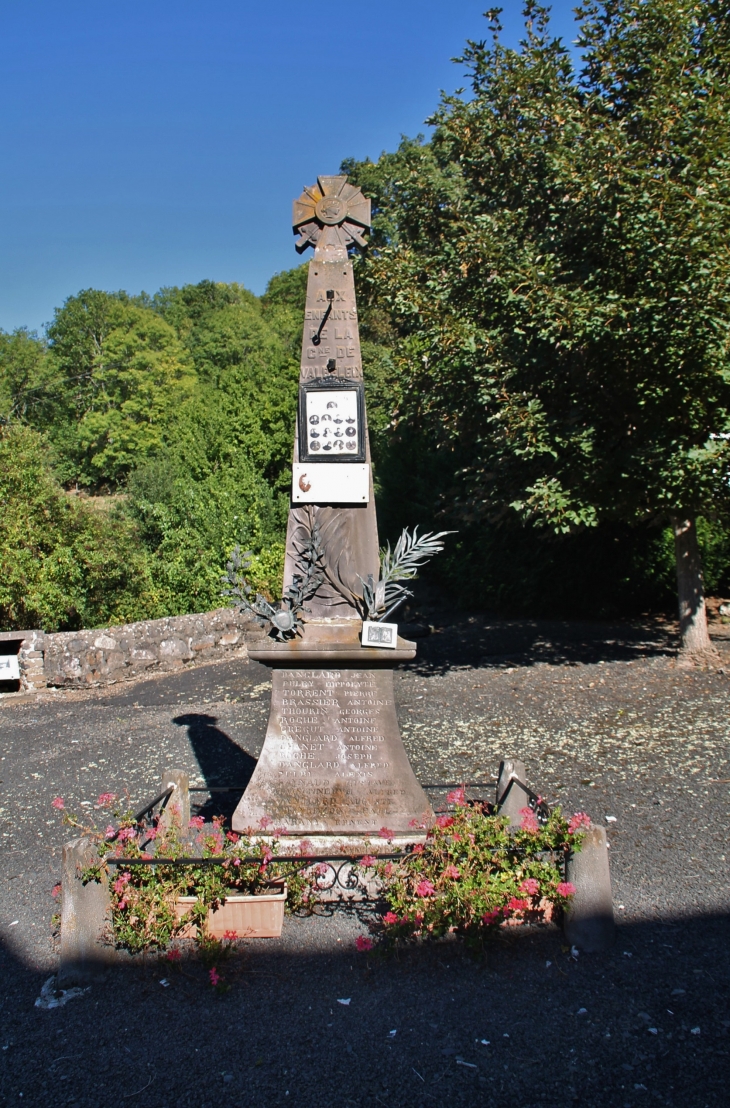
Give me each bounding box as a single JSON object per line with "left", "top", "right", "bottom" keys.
{"left": 232, "top": 622, "right": 433, "bottom": 838}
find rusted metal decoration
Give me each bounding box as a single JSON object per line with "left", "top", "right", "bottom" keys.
{"left": 231, "top": 175, "right": 433, "bottom": 843}
{"left": 292, "top": 175, "right": 371, "bottom": 254}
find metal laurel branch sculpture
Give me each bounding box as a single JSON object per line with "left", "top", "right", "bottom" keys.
{"left": 359, "top": 527, "right": 454, "bottom": 622}
{"left": 222, "top": 524, "right": 325, "bottom": 641}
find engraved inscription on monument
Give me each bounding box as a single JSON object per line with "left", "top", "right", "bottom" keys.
{"left": 234, "top": 669, "right": 431, "bottom": 835}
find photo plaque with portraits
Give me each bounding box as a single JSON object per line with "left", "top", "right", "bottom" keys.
{"left": 298, "top": 380, "right": 365, "bottom": 463}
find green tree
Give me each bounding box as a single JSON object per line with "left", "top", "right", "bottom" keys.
{"left": 346, "top": 0, "right": 730, "bottom": 653}
{"left": 0, "top": 328, "right": 57, "bottom": 427}
{"left": 0, "top": 424, "right": 159, "bottom": 631}
{"left": 46, "top": 289, "right": 195, "bottom": 487}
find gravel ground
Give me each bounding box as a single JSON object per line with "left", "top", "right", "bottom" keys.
{"left": 1, "top": 611, "right": 729, "bottom": 1108}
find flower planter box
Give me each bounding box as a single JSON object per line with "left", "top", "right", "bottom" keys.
{"left": 174, "top": 884, "right": 286, "bottom": 939}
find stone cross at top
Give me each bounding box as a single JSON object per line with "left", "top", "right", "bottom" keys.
{"left": 292, "top": 175, "right": 371, "bottom": 258}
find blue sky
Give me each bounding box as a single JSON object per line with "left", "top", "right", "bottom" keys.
{"left": 0, "top": 2, "right": 581, "bottom": 333}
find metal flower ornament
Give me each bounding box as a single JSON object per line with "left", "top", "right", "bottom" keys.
{"left": 292, "top": 175, "right": 371, "bottom": 253}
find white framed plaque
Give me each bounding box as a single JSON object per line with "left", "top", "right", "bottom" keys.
{"left": 361, "top": 621, "right": 398, "bottom": 649}
{"left": 292, "top": 462, "right": 369, "bottom": 504}
{"left": 298, "top": 380, "right": 365, "bottom": 462}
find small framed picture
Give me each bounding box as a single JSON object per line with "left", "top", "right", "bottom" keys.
{"left": 361, "top": 621, "right": 398, "bottom": 649}
{"left": 299, "top": 380, "right": 365, "bottom": 463}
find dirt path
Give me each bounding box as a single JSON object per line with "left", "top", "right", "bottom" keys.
{"left": 1, "top": 615, "right": 728, "bottom": 1107}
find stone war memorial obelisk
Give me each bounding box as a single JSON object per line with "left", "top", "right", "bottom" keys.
{"left": 232, "top": 175, "right": 434, "bottom": 846}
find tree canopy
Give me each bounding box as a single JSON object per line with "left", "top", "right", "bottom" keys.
{"left": 345, "top": 0, "right": 730, "bottom": 649}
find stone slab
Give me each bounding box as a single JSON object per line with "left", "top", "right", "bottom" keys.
{"left": 232, "top": 667, "right": 433, "bottom": 836}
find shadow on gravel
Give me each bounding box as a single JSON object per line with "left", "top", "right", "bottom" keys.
{"left": 2, "top": 910, "right": 728, "bottom": 1107}
{"left": 408, "top": 617, "right": 679, "bottom": 676}
{"left": 172, "top": 713, "right": 257, "bottom": 819}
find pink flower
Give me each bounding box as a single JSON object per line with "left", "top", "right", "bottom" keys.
{"left": 360, "top": 855, "right": 377, "bottom": 867}
{"left": 297, "top": 840, "right": 314, "bottom": 856}
{"left": 556, "top": 881, "right": 576, "bottom": 898}
{"left": 383, "top": 911, "right": 399, "bottom": 925}
{"left": 258, "top": 816, "right": 273, "bottom": 830}
{"left": 435, "top": 815, "right": 454, "bottom": 829}
{"left": 482, "top": 910, "right": 500, "bottom": 925}
{"left": 226, "top": 831, "right": 239, "bottom": 843}
{"left": 117, "top": 827, "right": 136, "bottom": 842}
{"left": 412, "top": 843, "right": 424, "bottom": 854}
{"left": 506, "top": 897, "right": 528, "bottom": 913}
{"left": 519, "top": 807, "right": 539, "bottom": 832}
{"left": 96, "top": 792, "right": 116, "bottom": 807}
{"left": 379, "top": 827, "right": 395, "bottom": 839}
{"left": 117, "top": 899, "right": 128, "bottom": 910}
{"left": 166, "top": 948, "right": 181, "bottom": 961}
{"left": 315, "top": 862, "right": 329, "bottom": 877}
{"left": 223, "top": 930, "right": 238, "bottom": 941}
{"left": 145, "top": 826, "right": 158, "bottom": 841}
{"left": 415, "top": 879, "right": 436, "bottom": 897}
{"left": 414, "top": 913, "right": 424, "bottom": 927}
{"left": 209, "top": 967, "right": 220, "bottom": 986}
{"left": 568, "top": 812, "right": 591, "bottom": 834}
{"left": 189, "top": 816, "right": 205, "bottom": 830}
{"left": 447, "top": 787, "right": 466, "bottom": 807}
{"left": 113, "top": 872, "right": 131, "bottom": 895}
{"left": 51, "top": 883, "right": 61, "bottom": 898}
{"left": 51, "top": 797, "right": 65, "bottom": 810}
{"left": 105, "top": 824, "right": 116, "bottom": 839}
{"left": 355, "top": 935, "right": 373, "bottom": 952}
{"left": 519, "top": 878, "right": 540, "bottom": 896}
{"left": 233, "top": 858, "right": 241, "bottom": 867}
{"left": 261, "top": 846, "right": 273, "bottom": 865}
{"left": 273, "top": 826, "right": 287, "bottom": 836}
{"left": 443, "top": 865, "right": 460, "bottom": 880}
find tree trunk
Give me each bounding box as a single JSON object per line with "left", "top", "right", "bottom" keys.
{"left": 670, "top": 515, "right": 713, "bottom": 654}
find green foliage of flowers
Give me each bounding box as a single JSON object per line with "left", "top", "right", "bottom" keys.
{"left": 363, "top": 795, "right": 584, "bottom": 950}
{"left": 53, "top": 789, "right": 586, "bottom": 959}
{"left": 55, "top": 795, "right": 314, "bottom": 954}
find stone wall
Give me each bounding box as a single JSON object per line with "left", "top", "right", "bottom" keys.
{"left": 14, "top": 608, "right": 254, "bottom": 690}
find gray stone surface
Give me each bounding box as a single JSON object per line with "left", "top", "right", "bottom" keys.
{"left": 495, "top": 757, "right": 529, "bottom": 825}
{"left": 11, "top": 607, "right": 253, "bottom": 691}
{"left": 158, "top": 769, "right": 190, "bottom": 832}
{"left": 58, "top": 837, "right": 113, "bottom": 988}
{"left": 564, "top": 822, "right": 615, "bottom": 952}
{"left": 233, "top": 665, "right": 432, "bottom": 836}
{"left": 2, "top": 615, "right": 730, "bottom": 1106}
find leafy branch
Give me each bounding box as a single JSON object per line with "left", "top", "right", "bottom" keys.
{"left": 359, "top": 527, "right": 454, "bottom": 621}
{"left": 221, "top": 524, "right": 325, "bottom": 641}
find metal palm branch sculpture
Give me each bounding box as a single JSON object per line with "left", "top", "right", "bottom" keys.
{"left": 222, "top": 524, "right": 325, "bottom": 641}
{"left": 359, "top": 528, "right": 453, "bottom": 622}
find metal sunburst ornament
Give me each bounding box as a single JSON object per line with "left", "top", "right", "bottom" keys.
{"left": 292, "top": 175, "right": 371, "bottom": 253}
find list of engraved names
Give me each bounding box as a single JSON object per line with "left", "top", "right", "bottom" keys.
{"left": 278, "top": 670, "right": 391, "bottom": 783}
